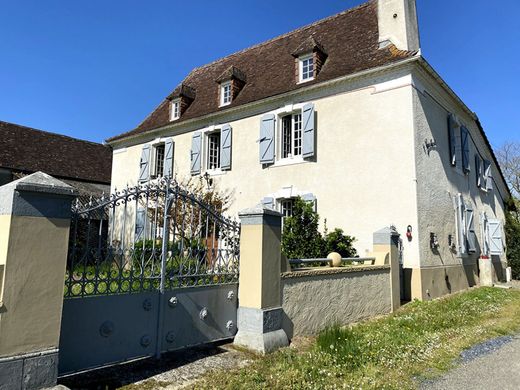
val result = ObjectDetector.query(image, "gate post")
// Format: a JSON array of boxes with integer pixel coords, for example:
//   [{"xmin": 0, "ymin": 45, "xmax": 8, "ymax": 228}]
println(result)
[
  {"xmin": 234, "ymin": 206, "xmax": 289, "ymax": 354},
  {"xmin": 373, "ymin": 226, "xmax": 401, "ymax": 312},
  {"xmin": 0, "ymin": 172, "xmax": 75, "ymax": 389}
]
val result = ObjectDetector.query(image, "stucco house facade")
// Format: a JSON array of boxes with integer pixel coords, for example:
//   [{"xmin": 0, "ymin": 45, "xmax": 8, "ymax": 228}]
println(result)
[{"xmin": 106, "ymin": 0, "xmax": 510, "ymax": 300}]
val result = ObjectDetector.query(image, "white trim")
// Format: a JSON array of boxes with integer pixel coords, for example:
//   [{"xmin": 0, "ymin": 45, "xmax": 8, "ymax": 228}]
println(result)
[
  {"xmin": 298, "ymin": 54, "xmax": 314, "ymax": 83},
  {"xmin": 170, "ymin": 99, "xmax": 181, "ymax": 121}
]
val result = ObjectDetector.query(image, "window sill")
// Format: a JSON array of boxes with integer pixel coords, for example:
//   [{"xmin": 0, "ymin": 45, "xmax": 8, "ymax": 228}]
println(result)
[
  {"xmin": 271, "ymin": 157, "xmax": 308, "ymax": 168},
  {"xmin": 297, "ymin": 78, "xmax": 314, "ymax": 85},
  {"xmin": 205, "ymin": 168, "xmax": 227, "ymax": 176}
]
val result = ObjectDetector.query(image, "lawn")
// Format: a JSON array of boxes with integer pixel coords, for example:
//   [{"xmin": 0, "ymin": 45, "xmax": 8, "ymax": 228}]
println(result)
[{"xmin": 190, "ymin": 287, "xmax": 520, "ymax": 389}]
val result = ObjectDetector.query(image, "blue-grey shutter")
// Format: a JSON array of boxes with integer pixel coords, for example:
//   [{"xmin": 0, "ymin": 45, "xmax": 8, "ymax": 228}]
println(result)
[
  {"xmin": 301, "ymin": 193, "xmax": 316, "ymax": 211},
  {"xmin": 220, "ymin": 124, "xmax": 232, "ymax": 170},
  {"xmin": 456, "ymin": 194, "xmax": 466, "ymax": 255},
  {"xmin": 261, "ymin": 197, "xmax": 275, "ymax": 210},
  {"xmin": 448, "ymin": 114, "xmax": 457, "ymax": 166},
  {"xmin": 190, "ymin": 132, "xmax": 202, "ymax": 175},
  {"xmin": 461, "ymin": 126, "xmax": 470, "ymax": 173},
  {"xmin": 484, "ymin": 160, "xmax": 493, "ymax": 191},
  {"xmin": 475, "ymin": 155, "xmax": 482, "ymax": 188},
  {"xmin": 163, "ymin": 138, "xmax": 174, "ymax": 178},
  {"xmin": 139, "ymin": 145, "xmax": 151, "ymax": 182},
  {"xmin": 259, "ymin": 114, "xmax": 275, "ymax": 164},
  {"xmin": 466, "ymin": 208, "xmax": 476, "ymax": 254},
  {"xmin": 302, "ymin": 103, "xmax": 315, "ymax": 158},
  {"xmin": 135, "ymin": 208, "xmax": 145, "ymax": 241},
  {"xmin": 488, "ymin": 219, "xmax": 503, "ymax": 255}
]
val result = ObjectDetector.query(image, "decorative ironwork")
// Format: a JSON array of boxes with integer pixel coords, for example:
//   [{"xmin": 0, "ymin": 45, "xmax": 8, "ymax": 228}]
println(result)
[{"xmin": 65, "ymin": 177, "xmax": 240, "ymax": 298}]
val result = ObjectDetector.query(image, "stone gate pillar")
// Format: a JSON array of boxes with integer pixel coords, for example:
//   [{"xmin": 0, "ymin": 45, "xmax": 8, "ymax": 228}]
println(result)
[
  {"xmin": 234, "ymin": 206, "xmax": 289, "ymax": 354},
  {"xmin": 373, "ymin": 226, "xmax": 401, "ymax": 311},
  {"xmin": 0, "ymin": 172, "xmax": 75, "ymax": 389}
]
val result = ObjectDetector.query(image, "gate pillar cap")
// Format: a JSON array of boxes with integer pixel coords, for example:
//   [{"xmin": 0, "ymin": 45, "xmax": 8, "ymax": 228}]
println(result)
[
  {"xmin": 239, "ymin": 206, "xmax": 282, "ymax": 227},
  {"xmin": 1, "ymin": 171, "xmax": 76, "ymax": 197},
  {"xmin": 239, "ymin": 205, "xmax": 282, "ymax": 218}
]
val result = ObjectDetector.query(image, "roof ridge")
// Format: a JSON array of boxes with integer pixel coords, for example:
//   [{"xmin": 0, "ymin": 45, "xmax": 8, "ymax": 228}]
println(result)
[
  {"xmin": 0, "ymin": 120, "xmax": 107, "ymax": 148},
  {"xmin": 187, "ymin": 1, "xmax": 372, "ymax": 75}
]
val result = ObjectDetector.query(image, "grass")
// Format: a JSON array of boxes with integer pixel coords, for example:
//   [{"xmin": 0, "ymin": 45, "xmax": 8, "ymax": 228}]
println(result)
[{"xmin": 188, "ymin": 287, "xmax": 520, "ymax": 389}]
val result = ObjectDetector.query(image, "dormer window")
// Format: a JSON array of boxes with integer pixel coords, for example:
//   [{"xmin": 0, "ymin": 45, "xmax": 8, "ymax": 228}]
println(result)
[
  {"xmin": 170, "ymin": 99, "xmax": 181, "ymax": 121},
  {"xmin": 220, "ymin": 81, "xmax": 232, "ymax": 106},
  {"xmin": 299, "ymin": 55, "xmax": 314, "ymax": 83}
]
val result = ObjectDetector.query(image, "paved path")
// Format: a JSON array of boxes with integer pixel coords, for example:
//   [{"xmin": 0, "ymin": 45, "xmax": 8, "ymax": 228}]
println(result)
[{"xmin": 422, "ymin": 335, "xmax": 520, "ymax": 390}]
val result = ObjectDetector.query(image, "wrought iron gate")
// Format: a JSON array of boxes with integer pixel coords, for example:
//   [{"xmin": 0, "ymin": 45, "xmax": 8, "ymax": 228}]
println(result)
[{"xmin": 58, "ymin": 179, "xmax": 240, "ymax": 375}]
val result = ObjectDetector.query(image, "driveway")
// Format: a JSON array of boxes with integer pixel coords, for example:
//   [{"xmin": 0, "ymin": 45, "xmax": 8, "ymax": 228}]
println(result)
[{"xmin": 422, "ymin": 335, "xmax": 520, "ymax": 390}]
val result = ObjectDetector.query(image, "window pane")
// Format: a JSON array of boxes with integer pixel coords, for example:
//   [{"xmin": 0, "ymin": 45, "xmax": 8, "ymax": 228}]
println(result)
[
  {"xmin": 293, "ymin": 113, "xmax": 302, "ymax": 156},
  {"xmin": 282, "ymin": 115, "xmax": 292, "ymax": 158},
  {"xmin": 155, "ymin": 144, "xmax": 165, "ymax": 177},
  {"xmin": 207, "ymin": 132, "xmax": 221, "ymax": 169},
  {"xmin": 281, "ymin": 198, "xmax": 295, "ymax": 218}
]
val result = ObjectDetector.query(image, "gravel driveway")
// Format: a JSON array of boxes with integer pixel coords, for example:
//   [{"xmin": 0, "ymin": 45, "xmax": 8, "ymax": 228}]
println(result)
[{"xmin": 422, "ymin": 335, "xmax": 520, "ymax": 390}]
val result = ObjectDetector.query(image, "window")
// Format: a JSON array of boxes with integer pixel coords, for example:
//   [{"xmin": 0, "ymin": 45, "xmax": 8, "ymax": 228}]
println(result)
[
  {"xmin": 220, "ymin": 82, "xmax": 232, "ymax": 106},
  {"xmin": 281, "ymin": 113, "xmax": 302, "ymax": 159},
  {"xmin": 170, "ymin": 99, "xmax": 180, "ymax": 121},
  {"xmin": 280, "ymin": 198, "xmax": 296, "ymax": 218},
  {"xmin": 207, "ymin": 132, "xmax": 221, "ymax": 170},
  {"xmin": 154, "ymin": 144, "xmax": 165, "ymax": 177},
  {"xmin": 299, "ymin": 55, "xmax": 314, "ymax": 82}
]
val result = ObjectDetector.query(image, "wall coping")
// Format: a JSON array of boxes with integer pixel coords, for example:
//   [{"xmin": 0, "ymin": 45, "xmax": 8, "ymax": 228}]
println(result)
[{"xmin": 281, "ymin": 265, "xmax": 390, "ymax": 279}]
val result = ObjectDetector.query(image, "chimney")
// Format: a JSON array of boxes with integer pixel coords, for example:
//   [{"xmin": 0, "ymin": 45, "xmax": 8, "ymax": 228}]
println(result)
[{"xmin": 377, "ymin": 0, "xmax": 420, "ymax": 52}]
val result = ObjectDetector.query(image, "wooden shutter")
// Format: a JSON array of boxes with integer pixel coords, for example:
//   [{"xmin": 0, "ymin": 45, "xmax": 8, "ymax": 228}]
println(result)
[
  {"xmin": 448, "ymin": 114, "xmax": 457, "ymax": 166},
  {"xmin": 190, "ymin": 132, "xmax": 202, "ymax": 175},
  {"xmin": 220, "ymin": 124, "xmax": 232, "ymax": 170},
  {"xmin": 163, "ymin": 138, "xmax": 174, "ymax": 178},
  {"xmin": 139, "ymin": 145, "xmax": 151, "ymax": 182},
  {"xmin": 259, "ymin": 114, "xmax": 275, "ymax": 164},
  {"xmin": 461, "ymin": 126, "xmax": 470, "ymax": 173},
  {"xmin": 466, "ymin": 208, "xmax": 476, "ymax": 254},
  {"xmin": 484, "ymin": 160, "xmax": 493, "ymax": 191},
  {"xmin": 487, "ymin": 219, "xmax": 503, "ymax": 255},
  {"xmin": 302, "ymin": 103, "xmax": 315, "ymax": 158},
  {"xmin": 456, "ymin": 194, "xmax": 466, "ymax": 255},
  {"xmin": 261, "ymin": 197, "xmax": 275, "ymax": 210},
  {"xmin": 135, "ymin": 208, "xmax": 146, "ymax": 241},
  {"xmin": 475, "ymin": 155, "xmax": 482, "ymax": 188}
]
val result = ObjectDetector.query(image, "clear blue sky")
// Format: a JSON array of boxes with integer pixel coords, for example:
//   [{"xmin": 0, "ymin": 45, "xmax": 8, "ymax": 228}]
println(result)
[{"xmin": 1, "ymin": 1, "xmax": 518, "ymax": 147}]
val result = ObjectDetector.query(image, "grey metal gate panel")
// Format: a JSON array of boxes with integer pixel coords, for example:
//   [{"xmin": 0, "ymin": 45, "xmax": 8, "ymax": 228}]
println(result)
[
  {"xmin": 161, "ymin": 284, "xmax": 238, "ymax": 352},
  {"xmin": 58, "ymin": 292, "xmax": 159, "ymax": 375}
]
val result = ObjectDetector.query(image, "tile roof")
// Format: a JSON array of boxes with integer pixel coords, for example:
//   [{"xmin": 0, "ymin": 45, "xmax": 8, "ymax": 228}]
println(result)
[
  {"xmin": 0, "ymin": 121, "xmax": 112, "ymax": 184},
  {"xmin": 108, "ymin": 0, "xmax": 416, "ymax": 143}
]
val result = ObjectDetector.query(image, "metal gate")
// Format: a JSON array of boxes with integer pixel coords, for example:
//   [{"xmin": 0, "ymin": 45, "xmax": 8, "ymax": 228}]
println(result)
[{"xmin": 58, "ymin": 178, "xmax": 240, "ymax": 375}]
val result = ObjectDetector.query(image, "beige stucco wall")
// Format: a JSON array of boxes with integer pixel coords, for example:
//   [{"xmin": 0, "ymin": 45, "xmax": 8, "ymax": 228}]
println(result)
[
  {"xmin": 281, "ymin": 266, "xmax": 392, "ymax": 338},
  {"xmin": 411, "ymin": 68, "xmax": 508, "ymax": 299},
  {"xmin": 0, "ymin": 215, "xmax": 69, "ymax": 357},
  {"xmin": 110, "ymin": 67, "xmax": 421, "ymax": 267}
]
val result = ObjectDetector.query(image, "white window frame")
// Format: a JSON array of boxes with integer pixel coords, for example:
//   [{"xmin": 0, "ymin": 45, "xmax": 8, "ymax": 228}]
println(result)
[
  {"xmin": 298, "ymin": 54, "xmax": 314, "ymax": 83},
  {"xmin": 152, "ymin": 143, "xmax": 165, "ymax": 178},
  {"xmin": 199, "ymin": 125, "xmax": 227, "ymax": 176},
  {"xmin": 206, "ymin": 130, "xmax": 221, "ymax": 171},
  {"xmin": 279, "ymin": 112, "xmax": 303, "ymax": 160},
  {"xmin": 220, "ymin": 81, "xmax": 232, "ymax": 106},
  {"xmin": 279, "ymin": 198, "xmax": 296, "ymax": 218},
  {"xmin": 170, "ymin": 99, "xmax": 181, "ymax": 121}
]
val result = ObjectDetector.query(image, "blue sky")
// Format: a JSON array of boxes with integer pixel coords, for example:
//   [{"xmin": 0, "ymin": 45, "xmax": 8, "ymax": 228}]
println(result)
[{"xmin": 0, "ymin": 1, "xmax": 518, "ymax": 147}]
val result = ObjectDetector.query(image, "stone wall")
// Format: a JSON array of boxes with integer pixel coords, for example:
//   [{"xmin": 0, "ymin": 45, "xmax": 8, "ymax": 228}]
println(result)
[{"xmin": 281, "ymin": 266, "xmax": 392, "ymax": 338}]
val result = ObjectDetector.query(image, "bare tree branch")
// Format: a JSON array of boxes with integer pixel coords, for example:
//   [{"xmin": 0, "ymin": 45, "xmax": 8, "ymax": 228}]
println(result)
[{"xmin": 497, "ymin": 141, "xmax": 520, "ymax": 198}]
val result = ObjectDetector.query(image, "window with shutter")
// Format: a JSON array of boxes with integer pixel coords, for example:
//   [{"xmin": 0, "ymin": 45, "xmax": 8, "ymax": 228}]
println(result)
[
  {"xmin": 220, "ymin": 125, "xmax": 232, "ymax": 170},
  {"xmin": 302, "ymin": 103, "xmax": 315, "ymax": 158},
  {"xmin": 163, "ymin": 138, "xmax": 174, "ymax": 178},
  {"xmin": 487, "ymin": 219, "xmax": 503, "ymax": 255},
  {"xmin": 259, "ymin": 114, "xmax": 275, "ymax": 164},
  {"xmin": 456, "ymin": 194, "xmax": 467, "ymax": 255},
  {"xmin": 475, "ymin": 154, "xmax": 483, "ymax": 188},
  {"xmin": 190, "ymin": 132, "xmax": 202, "ymax": 175},
  {"xmin": 139, "ymin": 145, "xmax": 151, "ymax": 182},
  {"xmin": 484, "ymin": 160, "xmax": 493, "ymax": 191},
  {"xmin": 448, "ymin": 114, "xmax": 458, "ymax": 166},
  {"xmin": 466, "ymin": 208, "xmax": 476, "ymax": 254},
  {"xmin": 461, "ymin": 126, "xmax": 470, "ymax": 173}
]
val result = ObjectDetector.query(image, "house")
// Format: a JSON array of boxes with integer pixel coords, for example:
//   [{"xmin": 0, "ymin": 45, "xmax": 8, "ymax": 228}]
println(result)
[
  {"xmin": 106, "ymin": 0, "xmax": 510, "ymax": 301},
  {"xmin": 0, "ymin": 120, "xmax": 112, "ymax": 203}
]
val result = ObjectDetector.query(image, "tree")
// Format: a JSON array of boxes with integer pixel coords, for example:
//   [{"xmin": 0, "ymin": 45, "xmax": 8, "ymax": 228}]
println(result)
[
  {"xmin": 505, "ymin": 199, "xmax": 520, "ymax": 279},
  {"xmin": 497, "ymin": 141, "xmax": 520, "ymax": 198}
]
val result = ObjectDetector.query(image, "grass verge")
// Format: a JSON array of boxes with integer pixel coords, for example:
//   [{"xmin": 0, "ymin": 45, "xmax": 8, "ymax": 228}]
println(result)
[{"xmin": 190, "ymin": 287, "xmax": 520, "ymax": 389}]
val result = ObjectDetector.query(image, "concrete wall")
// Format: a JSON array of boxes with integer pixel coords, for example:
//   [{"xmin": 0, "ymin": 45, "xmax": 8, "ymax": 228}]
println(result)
[
  {"xmin": 110, "ymin": 66, "xmax": 421, "ymax": 267},
  {"xmin": 281, "ymin": 266, "xmax": 392, "ymax": 338},
  {"xmin": 410, "ymin": 68, "xmax": 508, "ymax": 299}
]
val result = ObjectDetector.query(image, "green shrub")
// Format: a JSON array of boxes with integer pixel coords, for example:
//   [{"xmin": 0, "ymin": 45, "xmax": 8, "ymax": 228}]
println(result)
[
  {"xmin": 505, "ymin": 198, "xmax": 520, "ymax": 279},
  {"xmin": 281, "ymin": 197, "xmax": 356, "ymax": 259}
]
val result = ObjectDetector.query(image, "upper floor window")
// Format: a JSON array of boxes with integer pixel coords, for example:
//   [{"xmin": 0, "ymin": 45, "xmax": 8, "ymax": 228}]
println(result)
[
  {"xmin": 170, "ymin": 99, "xmax": 180, "ymax": 121},
  {"xmin": 207, "ymin": 131, "xmax": 221, "ymax": 170},
  {"xmin": 154, "ymin": 144, "xmax": 165, "ymax": 177},
  {"xmin": 281, "ymin": 113, "xmax": 302, "ymax": 159},
  {"xmin": 299, "ymin": 54, "xmax": 314, "ymax": 83},
  {"xmin": 220, "ymin": 81, "xmax": 232, "ymax": 106}
]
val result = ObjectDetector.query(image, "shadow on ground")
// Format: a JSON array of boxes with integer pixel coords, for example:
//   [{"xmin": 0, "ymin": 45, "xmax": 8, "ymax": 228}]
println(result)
[{"xmin": 59, "ymin": 342, "xmax": 231, "ymax": 390}]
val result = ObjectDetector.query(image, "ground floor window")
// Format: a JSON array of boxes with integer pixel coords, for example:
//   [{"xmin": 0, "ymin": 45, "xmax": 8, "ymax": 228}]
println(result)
[
  {"xmin": 154, "ymin": 144, "xmax": 165, "ymax": 177},
  {"xmin": 281, "ymin": 113, "xmax": 302, "ymax": 159},
  {"xmin": 280, "ymin": 198, "xmax": 296, "ymax": 218},
  {"xmin": 207, "ymin": 132, "xmax": 221, "ymax": 170}
]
